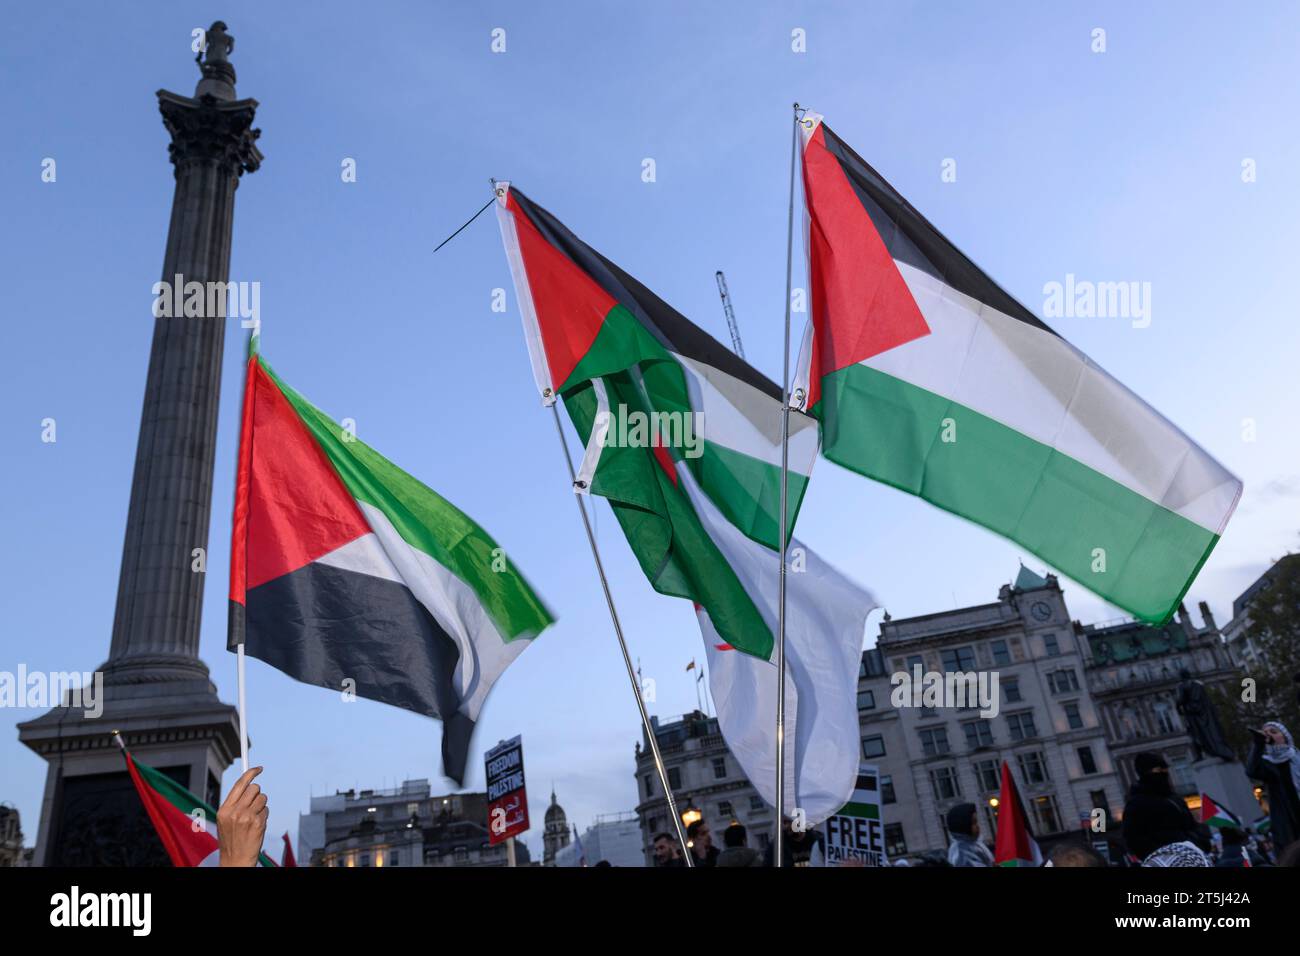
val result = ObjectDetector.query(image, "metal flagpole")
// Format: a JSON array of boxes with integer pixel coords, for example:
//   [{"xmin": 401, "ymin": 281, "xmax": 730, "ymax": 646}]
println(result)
[
  {"xmin": 548, "ymin": 403, "xmax": 695, "ymax": 867},
  {"xmin": 237, "ymin": 644, "xmax": 249, "ymax": 772},
  {"xmin": 775, "ymin": 101, "xmax": 801, "ymax": 868}
]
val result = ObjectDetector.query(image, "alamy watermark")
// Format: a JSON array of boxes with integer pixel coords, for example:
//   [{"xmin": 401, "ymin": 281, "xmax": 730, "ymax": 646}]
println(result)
[
  {"xmin": 152, "ymin": 274, "xmax": 260, "ymax": 324},
  {"xmin": 595, "ymin": 403, "xmax": 704, "ymax": 459},
  {"xmin": 890, "ymin": 665, "xmax": 1000, "ymax": 718},
  {"xmin": 0, "ymin": 666, "xmax": 104, "ymax": 718},
  {"xmin": 1042, "ymin": 274, "xmax": 1151, "ymax": 328}
]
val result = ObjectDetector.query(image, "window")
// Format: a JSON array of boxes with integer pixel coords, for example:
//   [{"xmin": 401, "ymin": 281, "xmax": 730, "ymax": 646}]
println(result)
[
  {"xmin": 1007, "ymin": 711, "xmax": 1038, "ymax": 741},
  {"xmin": 1047, "ymin": 668, "xmax": 1079, "ymax": 693},
  {"xmin": 1017, "ymin": 751, "xmax": 1050, "ymax": 785},
  {"xmin": 1063, "ymin": 701, "xmax": 1084, "ymax": 730},
  {"xmin": 390, "ymin": 851, "xmax": 400, "ymax": 866},
  {"xmin": 919, "ymin": 727, "xmax": 950, "ymax": 757},
  {"xmin": 644, "ymin": 774, "xmax": 654, "ymax": 797},
  {"xmin": 962, "ymin": 719, "xmax": 994, "ymax": 750},
  {"xmin": 667, "ymin": 767, "xmax": 682, "ymax": 790},
  {"xmin": 718, "ymin": 800, "xmax": 734, "ymax": 820},
  {"xmin": 862, "ymin": 735, "xmax": 886, "ymax": 759},
  {"xmin": 859, "ymin": 658, "xmax": 868, "ymax": 678},
  {"xmin": 749, "ymin": 795, "xmax": 766, "ymax": 813},
  {"xmin": 712, "ymin": 757, "xmax": 727, "ymax": 779},
  {"xmin": 360, "ymin": 853, "xmax": 371, "ymax": 868},
  {"xmin": 905, "ymin": 654, "xmax": 923, "ymax": 672},
  {"xmin": 990, "ymin": 639, "xmax": 1011, "ymax": 666},
  {"xmin": 454, "ymin": 847, "xmax": 469, "ymax": 863},
  {"xmin": 884, "ymin": 823, "xmax": 908, "ymax": 857},
  {"xmin": 880, "ymin": 775, "xmax": 897, "ymax": 804},
  {"xmin": 941, "ymin": 646, "xmax": 976, "ymax": 672},
  {"xmin": 1033, "ymin": 795, "xmax": 1061, "ymax": 833},
  {"xmin": 1154, "ymin": 701, "xmax": 1178, "ymax": 735},
  {"xmin": 1043, "ymin": 633, "xmax": 1060, "ymax": 657},
  {"xmin": 1078, "ymin": 745, "xmax": 1098, "ymax": 775},
  {"xmin": 930, "ymin": 767, "xmax": 961, "ymax": 801},
  {"xmin": 857, "ymin": 689, "xmax": 876, "ymax": 711},
  {"xmin": 974, "ymin": 759, "xmax": 1001, "ymax": 792},
  {"xmin": 1003, "ymin": 678, "xmax": 1022, "ymax": 703}
]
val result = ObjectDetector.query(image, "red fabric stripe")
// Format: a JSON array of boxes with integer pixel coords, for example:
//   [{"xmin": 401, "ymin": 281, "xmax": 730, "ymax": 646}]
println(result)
[
  {"xmin": 123, "ymin": 751, "xmax": 218, "ymax": 867},
  {"xmin": 244, "ymin": 360, "xmax": 371, "ymax": 589},
  {"xmin": 802, "ymin": 124, "xmax": 930, "ymax": 409},
  {"xmin": 993, "ymin": 761, "xmax": 1037, "ymax": 864},
  {"xmin": 281, "ymin": 832, "xmax": 297, "ymax": 867},
  {"xmin": 507, "ymin": 192, "xmax": 617, "ymax": 392},
  {"xmin": 229, "ymin": 356, "xmax": 258, "ymax": 606}
]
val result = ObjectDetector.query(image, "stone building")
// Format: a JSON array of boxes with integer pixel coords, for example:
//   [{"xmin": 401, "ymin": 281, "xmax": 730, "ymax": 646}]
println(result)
[
  {"xmin": 633, "ymin": 711, "xmax": 775, "ymax": 864},
  {"xmin": 301, "ymin": 779, "xmax": 527, "ymax": 867},
  {"xmin": 0, "ymin": 804, "xmax": 24, "ymax": 867},
  {"xmin": 542, "ymin": 789, "xmax": 570, "ymax": 866},
  {"xmin": 1221, "ymin": 554, "xmax": 1299, "ymax": 670},
  {"xmin": 856, "ymin": 568, "xmax": 1124, "ymax": 858}
]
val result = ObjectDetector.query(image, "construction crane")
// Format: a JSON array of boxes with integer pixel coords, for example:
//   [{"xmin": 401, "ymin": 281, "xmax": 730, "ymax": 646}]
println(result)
[{"xmin": 714, "ymin": 270, "xmax": 745, "ymax": 359}]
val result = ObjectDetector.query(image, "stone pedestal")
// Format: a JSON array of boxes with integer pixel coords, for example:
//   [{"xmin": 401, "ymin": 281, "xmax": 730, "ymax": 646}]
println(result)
[{"xmin": 1192, "ymin": 758, "xmax": 1262, "ymax": 828}]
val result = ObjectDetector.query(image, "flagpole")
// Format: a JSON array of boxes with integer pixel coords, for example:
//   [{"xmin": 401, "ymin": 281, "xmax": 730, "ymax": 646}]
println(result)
[
  {"xmin": 233, "ymin": 319, "xmax": 259, "ymax": 775},
  {"xmin": 775, "ymin": 101, "xmax": 801, "ymax": 868},
  {"xmin": 548, "ymin": 403, "xmax": 695, "ymax": 867}
]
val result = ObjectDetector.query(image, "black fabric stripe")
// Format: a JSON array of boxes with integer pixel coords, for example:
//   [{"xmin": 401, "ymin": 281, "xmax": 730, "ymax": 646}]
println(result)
[
  {"xmin": 244, "ymin": 562, "xmax": 475, "ymax": 784},
  {"xmin": 818, "ymin": 123, "xmax": 1058, "ymax": 336},
  {"xmin": 510, "ymin": 187, "xmax": 785, "ymax": 401}
]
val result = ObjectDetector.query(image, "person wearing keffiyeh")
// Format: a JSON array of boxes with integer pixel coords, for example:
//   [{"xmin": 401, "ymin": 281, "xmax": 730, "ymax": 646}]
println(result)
[{"xmin": 1246, "ymin": 720, "xmax": 1300, "ymax": 854}]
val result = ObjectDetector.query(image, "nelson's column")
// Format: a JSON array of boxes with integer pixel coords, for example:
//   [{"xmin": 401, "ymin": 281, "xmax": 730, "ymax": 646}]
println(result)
[{"xmin": 17, "ymin": 22, "xmax": 261, "ymax": 865}]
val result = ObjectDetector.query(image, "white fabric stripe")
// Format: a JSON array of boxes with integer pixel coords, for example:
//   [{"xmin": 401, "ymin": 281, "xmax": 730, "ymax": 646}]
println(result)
[
  {"xmin": 676, "ymin": 460, "xmax": 875, "ymax": 824},
  {"xmin": 864, "ymin": 260, "xmax": 1240, "ymax": 533},
  {"xmin": 572, "ymin": 378, "xmax": 610, "ymax": 495},
  {"xmin": 675, "ymin": 353, "xmax": 819, "ymax": 476},
  {"xmin": 496, "ymin": 183, "xmax": 556, "ymax": 405},
  {"xmin": 313, "ymin": 513, "xmax": 531, "ymax": 723}
]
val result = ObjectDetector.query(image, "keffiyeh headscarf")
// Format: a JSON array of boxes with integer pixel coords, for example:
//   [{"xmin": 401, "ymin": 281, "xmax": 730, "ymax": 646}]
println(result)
[
  {"xmin": 1142, "ymin": 841, "xmax": 1210, "ymax": 867},
  {"xmin": 1262, "ymin": 721, "xmax": 1300, "ymax": 796}
]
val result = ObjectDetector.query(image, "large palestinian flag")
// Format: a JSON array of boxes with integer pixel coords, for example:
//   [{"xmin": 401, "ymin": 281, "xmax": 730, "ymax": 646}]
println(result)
[
  {"xmin": 993, "ymin": 761, "xmax": 1043, "ymax": 866},
  {"xmin": 117, "ymin": 738, "xmax": 275, "ymax": 867},
  {"xmin": 496, "ymin": 182, "xmax": 828, "ymax": 661},
  {"xmin": 228, "ymin": 350, "xmax": 554, "ymax": 783},
  {"xmin": 793, "ymin": 112, "xmax": 1242, "ymax": 624}
]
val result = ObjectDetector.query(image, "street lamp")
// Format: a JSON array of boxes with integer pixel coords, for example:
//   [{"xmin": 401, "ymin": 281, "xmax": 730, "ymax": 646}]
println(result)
[{"xmin": 680, "ymin": 802, "xmax": 701, "ymax": 847}]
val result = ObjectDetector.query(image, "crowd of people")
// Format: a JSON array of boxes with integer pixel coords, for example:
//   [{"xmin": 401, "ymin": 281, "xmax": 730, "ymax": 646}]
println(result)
[{"xmin": 214, "ymin": 718, "xmax": 1300, "ymax": 869}]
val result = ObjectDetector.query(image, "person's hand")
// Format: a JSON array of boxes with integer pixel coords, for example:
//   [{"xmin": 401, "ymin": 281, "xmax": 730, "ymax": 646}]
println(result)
[{"xmin": 217, "ymin": 766, "xmax": 267, "ymax": 867}]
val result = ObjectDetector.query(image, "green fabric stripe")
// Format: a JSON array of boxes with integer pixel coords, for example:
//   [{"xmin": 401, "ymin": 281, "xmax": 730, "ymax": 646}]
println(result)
[
  {"xmin": 817, "ymin": 363, "xmax": 1219, "ymax": 624},
  {"xmin": 838, "ymin": 801, "xmax": 880, "ymax": 819},
  {"xmin": 567, "ymin": 304, "xmax": 805, "ymax": 549},
  {"xmin": 260, "ymin": 360, "xmax": 554, "ymax": 643},
  {"xmin": 566, "ymin": 375, "xmax": 774, "ymax": 659}
]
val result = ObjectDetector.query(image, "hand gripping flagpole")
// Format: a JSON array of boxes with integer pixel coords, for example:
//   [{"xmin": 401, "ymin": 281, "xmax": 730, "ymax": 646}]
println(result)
[
  {"xmin": 547, "ymin": 403, "xmax": 695, "ymax": 867},
  {"xmin": 775, "ymin": 102, "xmax": 802, "ymax": 868}
]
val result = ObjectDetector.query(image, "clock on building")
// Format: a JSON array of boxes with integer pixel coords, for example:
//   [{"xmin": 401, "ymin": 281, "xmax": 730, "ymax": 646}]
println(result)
[{"xmin": 1031, "ymin": 601, "xmax": 1052, "ymax": 621}]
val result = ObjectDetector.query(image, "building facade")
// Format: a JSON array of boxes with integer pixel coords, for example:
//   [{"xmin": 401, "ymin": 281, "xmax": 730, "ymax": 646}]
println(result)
[
  {"xmin": 0, "ymin": 804, "xmax": 24, "ymax": 867},
  {"xmin": 857, "ymin": 569, "xmax": 1124, "ymax": 859},
  {"xmin": 1221, "ymin": 554, "xmax": 1298, "ymax": 670},
  {"xmin": 554, "ymin": 811, "xmax": 644, "ymax": 867},
  {"xmin": 633, "ymin": 712, "xmax": 776, "ymax": 864},
  {"xmin": 300, "ymin": 779, "xmax": 528, "ymax": 867},
  {"xmin": 542, "ymin": 790, "xmax": 570, "ymax": 866}
]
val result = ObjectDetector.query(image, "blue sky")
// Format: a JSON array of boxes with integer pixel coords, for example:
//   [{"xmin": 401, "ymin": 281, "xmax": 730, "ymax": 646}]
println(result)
[{"xmin": 3, "ymin": 1, "xmax": 1298, "ymax": 860}]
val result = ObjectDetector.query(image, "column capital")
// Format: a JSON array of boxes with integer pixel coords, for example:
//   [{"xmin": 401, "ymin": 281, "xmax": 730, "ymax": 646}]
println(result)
[{"xmin": 157, "ymin": 90, "xmax": 263, "ymax": 179}]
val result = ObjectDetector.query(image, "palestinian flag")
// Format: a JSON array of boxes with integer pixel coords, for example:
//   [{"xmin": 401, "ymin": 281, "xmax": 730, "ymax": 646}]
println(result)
[
  {"xmin": 793, "ymin": 111, "xmax": 1242, "ymax": 624},
  {"xmin": 994, "ymin": 761, "xmax": 1043, "ymax": 866},
  {"xmin": 495, "ymin": 182, "xmax": 825, "ymax": 661},
  {"xmin": 228, "ymin": 350, "xmax": 554, "ymax": 784},
  {"xmin": 117, "ymin": 738, "xmax": 274, "ymax": 867},
  {"xmin": 281, "ymin": 832, "xmax": 297, "ymax": 867},
  {"xmin": 496, "ymin": 183, "xmax": 875, "ymax": 819},
  {"xmin": 1200, "ymin": 793, "xmax": 1242, "ymax": 829}
]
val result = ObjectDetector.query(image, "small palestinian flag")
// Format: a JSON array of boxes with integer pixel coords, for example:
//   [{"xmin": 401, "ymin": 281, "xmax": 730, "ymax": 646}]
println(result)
[
  {"xmin": 495, "ymin": 182, "xmax": 826, "ymax": 661},
  {"xmin": 116, "ymin": 736, "xmax": 274, "ymax": 867},
  {"xmin": 994, "ymin": 761, "xmax": 1042, "ymax": 866},
  {"xmin": 229, "ymin": 351, "xmax": 554, "ymax": 784},
  {"xmin": 1200, "ymin": 793, "xmax": 1242, "ymax": 829},
  {"xmin": 281, "ymin": 832, "xmax": 297, "ymax": 867},
  {"xmin": 793, "ymin": 111, "xmax": 1242, "ymax": 624}
]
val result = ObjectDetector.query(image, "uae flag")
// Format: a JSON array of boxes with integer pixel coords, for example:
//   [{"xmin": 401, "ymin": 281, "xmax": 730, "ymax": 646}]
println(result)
[
  {"xmin": 793, "ymin": 112, "xmax": 1242, "ymax": 624},
  {"xmin": 1200, "ymin": 793, "xmax": 1242, "ymax": 829},
  {"xmin": 496, "ymin": 184, "xmax": 874, "ymax": 817},
  {"xmin": 229, "ymin": 351, "xmax": 554, "ymax": 784},
  {"xmin": 994, "ymin": 761, "xmax": 1043, "ymax": 866},
  {"xmin": 117, "ymin": 738, "xmax": 275, "ymax": 867}
]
